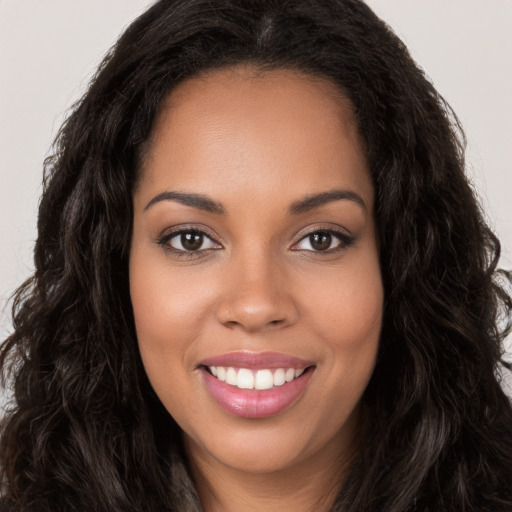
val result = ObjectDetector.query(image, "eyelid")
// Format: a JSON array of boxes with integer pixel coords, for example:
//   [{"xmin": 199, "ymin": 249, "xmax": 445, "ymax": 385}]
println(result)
[
  {"xmin": 156, "ymin": 224, "xmax": 223, "ymax": 254},
  {"xmin": 290, "ymin": 225, "xmax": 355, "ymax": 252},
  {"xmin": 155, "ymin": 223, "xmax": 354, "ymax": 256}
]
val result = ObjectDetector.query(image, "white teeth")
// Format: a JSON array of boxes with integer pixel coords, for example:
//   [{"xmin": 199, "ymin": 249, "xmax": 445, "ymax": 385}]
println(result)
[
  {"xmin": 207, "ymin": 366, "xmax": 308, "ymax": 390},
  {"xmin": 255, "ymin": 369, "xmax": 274, "ymax": 390},
  {"xmin": 237, "ymin": 368, "xmax": 255, "ymax": 389},
  {"xmin": 273, "ymin": 368, "xmax": 286, "ymax": 386},
  {"xmin": 226, "ymin": 367, "xmax": 237, "ymax": 386},
  {"xmin": 217, "ymin": 367, "xmax": 226, "ymax": 382}
]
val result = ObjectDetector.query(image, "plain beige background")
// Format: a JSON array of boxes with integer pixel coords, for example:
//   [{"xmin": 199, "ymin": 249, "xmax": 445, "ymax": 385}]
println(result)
[{"xmin": 1, "ymin": 0, "xmax": 511, "ymax": 405}]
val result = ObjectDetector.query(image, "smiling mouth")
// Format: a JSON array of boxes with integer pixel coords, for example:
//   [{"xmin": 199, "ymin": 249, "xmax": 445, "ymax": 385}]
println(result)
[
  {"xmin": 203, "ymin": 365, "xmax": 311, "ymax": 390},
  {"xmin": 199, "ymin": 351, "xmax": 316, "ymax": 418}
]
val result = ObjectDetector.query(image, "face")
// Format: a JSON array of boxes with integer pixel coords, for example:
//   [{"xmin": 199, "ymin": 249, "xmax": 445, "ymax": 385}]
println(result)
[{"xmin": 130, "ymin": 67, "xmax": 383, "ymax": 477}]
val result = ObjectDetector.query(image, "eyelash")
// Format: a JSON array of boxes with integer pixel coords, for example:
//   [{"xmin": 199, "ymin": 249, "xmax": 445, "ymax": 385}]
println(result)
[
  {"xmin": 156, "ymin": 227, "xmax": 222, "ymax": 258},
  {"xmin": 291, "ymin": 227, "xmax": 355, "ymax": 254},
  {"xmin": 156, "ymin": 226, "xmax": 355, "ymax": 258}
]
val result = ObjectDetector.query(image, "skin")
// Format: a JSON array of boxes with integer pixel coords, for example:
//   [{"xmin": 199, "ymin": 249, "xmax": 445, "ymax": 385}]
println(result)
[{"xmin": 130, "ymin": 66, "xmax": 383, "ymax": 512}]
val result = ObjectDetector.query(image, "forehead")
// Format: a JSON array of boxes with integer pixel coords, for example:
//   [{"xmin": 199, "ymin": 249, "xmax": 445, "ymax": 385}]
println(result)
[{"xmin": 136, "ymin": 66, "xmax": 373, "ymax": 211}]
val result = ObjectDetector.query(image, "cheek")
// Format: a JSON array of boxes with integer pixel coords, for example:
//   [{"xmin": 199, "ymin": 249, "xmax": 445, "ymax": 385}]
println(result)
[
  {"xmin": 332, "ymin": 280, "xmax": 382, "ymax": 346},
  {"xmin": 306, "ymin": 255, "xmax": 383, "ymax": 345},
  {"xmin": 303, "ymin": 249, "xmax": 383, "ymax": 398},
  {"xmin": 128, "ymin": 248, "xmax": 196, "ymax": 394},
  {"xmin": 128, "ymin": 255, "xmax": 207, "ymax": 417},
  {"xmin": 129, "ymin": 253, "xmax": 215, "ymax": 350},
  {"xmin": 129, "ymin": 248, "xmax": 227, "ymax": 417}
]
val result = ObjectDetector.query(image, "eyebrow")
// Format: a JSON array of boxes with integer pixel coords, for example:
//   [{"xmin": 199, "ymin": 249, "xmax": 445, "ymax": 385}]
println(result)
[
  {"xmin": 289, "ymin": 189, "xmax": 366, "ymax": 215},
  {"xmin": 143, "ymin": 188, "xmax": 366, "ymax": 215},
  {"xmin": 144, "ymin": 191, "xmax": 226, "ymax": 214}
]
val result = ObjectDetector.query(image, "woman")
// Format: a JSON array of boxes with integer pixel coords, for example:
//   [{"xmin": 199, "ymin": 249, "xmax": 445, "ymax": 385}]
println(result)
[{"xmin": 1, "ymin": 1, "xmax": 511, "ymax": 510}]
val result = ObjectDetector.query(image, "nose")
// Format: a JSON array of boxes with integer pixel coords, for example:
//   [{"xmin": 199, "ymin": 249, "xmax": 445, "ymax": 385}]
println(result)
[{"xmin": 216, "ymin": 250, "xmax": 299, "ymax": 333}]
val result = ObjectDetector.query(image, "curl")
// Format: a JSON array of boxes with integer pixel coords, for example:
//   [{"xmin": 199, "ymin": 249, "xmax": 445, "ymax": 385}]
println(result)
[{"xmin": 1, "ymin": 1, "xmax": 511, "ymax": 510}]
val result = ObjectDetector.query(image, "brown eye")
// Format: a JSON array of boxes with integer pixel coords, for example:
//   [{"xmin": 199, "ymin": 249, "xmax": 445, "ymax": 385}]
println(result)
[
  {"xmin": 293, "ymin": 229, "xmax": 354, "ymax": 253},
  {"xmin": 161, "ymin": 229, "xmax": 221, "ymax": 253},
  {"xmin": 181, "ymin": 232, "xmax": 203, "ymax": 251},
  {"xmin": 309, "ymin": 232, "xmax": 332, "ymax": 251}
]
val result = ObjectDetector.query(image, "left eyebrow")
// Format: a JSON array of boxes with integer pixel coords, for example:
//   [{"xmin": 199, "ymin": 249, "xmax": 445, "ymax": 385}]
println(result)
[
  {"xmin": 289, "ymin": 189, "xmax": 367, "ymax": 215},
  {"xmin": 144, "ymin": 191, "xmax": 226, "ymax": 214}
]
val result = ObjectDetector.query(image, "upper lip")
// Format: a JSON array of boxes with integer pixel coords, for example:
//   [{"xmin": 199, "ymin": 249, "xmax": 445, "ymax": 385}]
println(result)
[{"xmin": 200, "ymin": 351, "xmax": 314, "ymax": 370}]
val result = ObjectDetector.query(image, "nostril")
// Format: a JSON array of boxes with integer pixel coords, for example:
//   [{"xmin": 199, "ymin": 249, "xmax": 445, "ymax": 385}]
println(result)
[
  {"xmin": 216, "ymin": 296, "xmax": 299, "ymax": 332},
  {"xmin": 220, "ymin": 317, "xmax": 286, "ymax": 332}
]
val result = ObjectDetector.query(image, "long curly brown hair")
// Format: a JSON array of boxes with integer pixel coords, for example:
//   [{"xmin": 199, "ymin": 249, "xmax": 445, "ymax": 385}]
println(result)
[{"xmin": 1, "ymin": 1, "xmax": 511, "ymax": 511}]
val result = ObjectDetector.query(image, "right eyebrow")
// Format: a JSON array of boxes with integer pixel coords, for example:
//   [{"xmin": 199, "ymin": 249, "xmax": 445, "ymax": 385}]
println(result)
[
  {"xmin": 144, "ymin": 191, "xmax": 226, "ymax": 214},
  {"xmin": 288, "ymin": 189, "xmax": 366, "ymax": 215}
]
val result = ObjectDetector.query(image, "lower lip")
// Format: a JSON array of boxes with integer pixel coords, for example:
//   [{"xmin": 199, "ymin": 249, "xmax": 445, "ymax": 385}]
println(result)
[{"xmin": 201, "ymin": 367, "xmax": 314, "ymax": 418}]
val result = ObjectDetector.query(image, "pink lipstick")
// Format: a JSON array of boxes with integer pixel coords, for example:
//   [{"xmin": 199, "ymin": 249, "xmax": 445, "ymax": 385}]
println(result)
[{"xmin": 199, "ymin": 351, "xmax": 315, "ymax": 418}]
